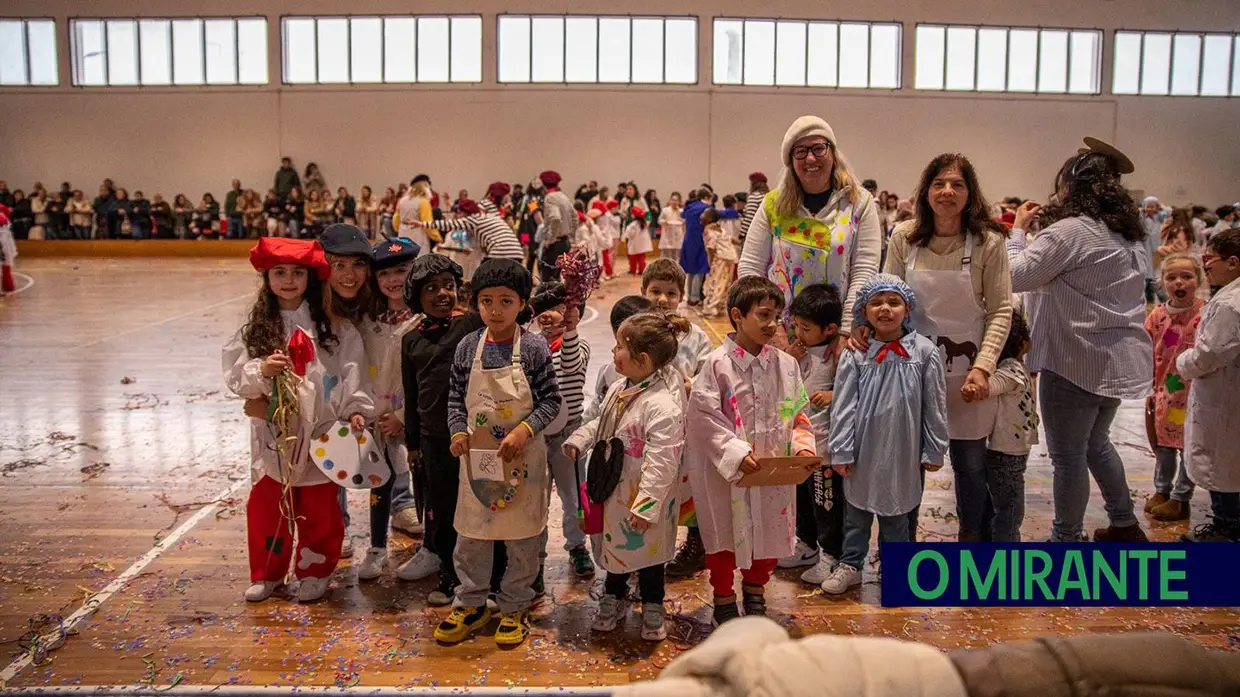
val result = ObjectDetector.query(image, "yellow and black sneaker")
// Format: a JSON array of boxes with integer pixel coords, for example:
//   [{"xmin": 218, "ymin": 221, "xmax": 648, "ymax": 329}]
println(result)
[
  {"xmin": 433, "ymin": 605, "xmax": 491, "ymax": 644},
  {"xmin": 494, "ymin": 609, "xmax": 531, "ymax": 646}
]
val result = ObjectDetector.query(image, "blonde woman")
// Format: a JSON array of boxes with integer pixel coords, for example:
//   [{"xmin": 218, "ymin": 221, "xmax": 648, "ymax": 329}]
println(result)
[
  {"xmin": 398, "ymin": 177, "xmax": 436, "ymax": 250},
  {"xmin": 356, "ymin": 185, "xmax": 379, "ymax": 239}
]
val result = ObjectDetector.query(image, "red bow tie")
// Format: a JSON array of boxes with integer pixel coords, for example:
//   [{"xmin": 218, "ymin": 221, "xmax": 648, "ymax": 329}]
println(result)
[{"xmin": 875, "ymin": 340, "xmax": 909, "ymax": 364}]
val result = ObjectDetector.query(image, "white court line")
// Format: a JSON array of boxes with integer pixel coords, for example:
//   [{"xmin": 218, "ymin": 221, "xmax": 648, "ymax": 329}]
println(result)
[
  {"xmin": 579, "ymin": 305, "xmax": 599, "ymax": 327},
  {"xmin": 72, "ymin": 292, "xmax": 252, "ymax": 350},
  {"xmin": 5, "ymin": 272, "xmax": 35, "ymax": 296},
  {"xmin": 0, "ymin": 478, "xmax": 247, "ymax": 687}
]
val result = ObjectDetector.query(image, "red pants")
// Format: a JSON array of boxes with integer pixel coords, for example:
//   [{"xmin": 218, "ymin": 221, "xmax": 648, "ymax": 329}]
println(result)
[
  {"xmin": 627, "ymin": 253, "xmax": 647, "ymax": 275},
  {"xmin": 601, "ymin": 249, "xmax": 613, "ymax": 277},
  {"xmin": 1, "ymin": 265, "xmax": 13, "ymax": 293},
  {"xmin": 247, "ymin": 476, "xmax": 343, "ymax": 583},
  {"xmin": 705, "ymin": 551, "xmax": 778, "ymax": 597}
]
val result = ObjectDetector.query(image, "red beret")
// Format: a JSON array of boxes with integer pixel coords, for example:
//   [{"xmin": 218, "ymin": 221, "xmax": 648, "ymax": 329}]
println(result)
[
  {"xmin": 487, "ymin": 181, "xmax": 511, "ymax": 200},
  {"xmin": 590, "ymin": 200, "xmax": 609, "ymax": 213},
  {"xmin": 0, "ymin": 204, "xmax": 9, "ymax": 226},
  {"xmin": 539, "ymin": 170, "xmax": 562, "ymax": 187},
  {"xmin": 249, "ymin": 238, "xmax": 330, "ymax": 279},
  {"xmin": 606, "ymin": 200, "xmax": 620, "ymax": 211},
  {"xmin": 749, "ymin": 171, "xmax": 767, "ymax": 183},
  {"xmin": 457, "ymin": 198, "xmax": 481, "ymax": 216},
  {"xmin": 630, "ymin": 206, "xmax": 646, "ymax": 219},
  {"xmin": 576, "ymin": 210, "xmax": 587, "ymax": 223}
]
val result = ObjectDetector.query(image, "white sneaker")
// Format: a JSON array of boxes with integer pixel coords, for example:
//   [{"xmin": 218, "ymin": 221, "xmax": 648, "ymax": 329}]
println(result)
[
  {"xmin": 341, "ymin": 536, "xmax": 355, "ymax": 558},
  {"xmin": 395, "ymin": 546, "xmax": 440, "ymax": 581},
  {"xmin": 777, "ymin": 540, "xmax": 820, "ymax": 568},
  {"xmin": 800, "ymin": 555, "xmax": 838, "ymax": 585},
  {"xmin": 640, "ymin": 603, "xmax": 667, "ymax": 641},
  {"xmin": 357, "ymin": 547, "xmax": 388, "ymax": 580},
  {"xmin": 591, "ymin": 595, "xmax": 624, "ymax": 632},
  {"xmin": 820, "ymin": 563, "xmax": 862, "ymax": 595},
  {"xmin": 244, "ymin": 581, "xmax": 279, "ymax": 602},
  {"xmin": 297, "ymin": 577, "xmax": 330, "ymax": 602},
  {"xmin": 391, "ymin": 508, "xmax": 425, "ymax": 535}
]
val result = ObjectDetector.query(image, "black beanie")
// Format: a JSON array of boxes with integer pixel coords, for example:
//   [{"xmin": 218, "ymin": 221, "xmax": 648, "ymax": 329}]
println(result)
[
  {"xmin": 403, "ymin": 253, "xmax": 463, "ymax": 313},
  {"xmin": 471, "ymin": 258, "xmax": 533, "ymax": 304}
]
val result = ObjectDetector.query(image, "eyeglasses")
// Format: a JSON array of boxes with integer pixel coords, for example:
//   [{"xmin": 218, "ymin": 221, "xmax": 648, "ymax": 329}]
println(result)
[{"xmin": 792, "ymin": 143, "xmax": 832, "ymax": 161}]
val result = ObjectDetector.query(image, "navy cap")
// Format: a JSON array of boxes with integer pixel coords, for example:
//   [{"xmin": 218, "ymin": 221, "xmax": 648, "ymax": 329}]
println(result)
[
  {"xmin": 372, "ymin": 237, "xmax": 421, "ymax": 270},
  {"xmin": 319, "ymin": 224, "xmax": 373, "ymax": 258}
]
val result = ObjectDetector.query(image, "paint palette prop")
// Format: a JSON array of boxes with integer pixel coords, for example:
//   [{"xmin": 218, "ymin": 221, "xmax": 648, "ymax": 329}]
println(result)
[
  {"xmin": 467, "ymin": 431, "xmax": 525, "ymax": 511},
  {"xmin": 310, "ymin": 421, "xmax": 389, "ymax": 490},
  {"xmin": 737, "ymin": 456, "xmax": 821, "ymax": 488}
]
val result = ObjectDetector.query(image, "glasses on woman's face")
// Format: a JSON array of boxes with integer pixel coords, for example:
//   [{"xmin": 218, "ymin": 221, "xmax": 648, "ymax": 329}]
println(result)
[{"xmin": 792, "ymin": 143, "xmax": 831, "ymax": 161}]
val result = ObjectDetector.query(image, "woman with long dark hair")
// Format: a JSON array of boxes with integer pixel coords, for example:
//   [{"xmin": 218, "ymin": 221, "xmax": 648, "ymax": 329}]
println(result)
[
  {"xmin": 864, "ymin": 153, "xmax": 1012, "ymax": 547},
  {"xmin": 1008, "ymin": 138, "xmax": 1152, "ymax": 543}
]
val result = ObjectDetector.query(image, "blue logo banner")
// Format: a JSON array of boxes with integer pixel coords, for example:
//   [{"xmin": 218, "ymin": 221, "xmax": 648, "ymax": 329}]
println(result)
[{"xmin": 880, "ymin": 543, "xmax": 1240, "ymax": 607}]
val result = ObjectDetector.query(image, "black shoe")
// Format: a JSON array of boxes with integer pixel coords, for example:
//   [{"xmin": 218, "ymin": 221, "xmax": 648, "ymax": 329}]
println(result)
[
  {"xmin": 712, "ymin": 596, "xmax": 741, "ymax": 626},
  {"xmin": 570, "ymin": 546, "xmax": 595, "ymax": 577},
  {"xmin": 1182, "ymin": 522, "xmax": 1240, "ymax": 543},
  {"xmin": 531, "ymin": 565, "xmax": 546, "ymax": 598},
  {"xmin": 741, "ymin": 585, "xmax": 766, "ymax": 616},
  {"xmin": 666, "ymin": 528, "xmax": 706, "ymax": 578}
]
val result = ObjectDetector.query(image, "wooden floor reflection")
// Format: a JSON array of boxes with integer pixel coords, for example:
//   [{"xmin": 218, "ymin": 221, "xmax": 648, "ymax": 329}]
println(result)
[{"xmin": 0, "ymin": 258, "xmax": 1235, "ymax": 688}]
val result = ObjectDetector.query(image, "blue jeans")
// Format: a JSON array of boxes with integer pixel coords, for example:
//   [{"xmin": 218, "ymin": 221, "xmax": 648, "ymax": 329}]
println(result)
[
  {"xmin": 1153, "ymin": 446, "xmax": 1195, "ymax": 501},
  {"xmin": 1039, "ymin": 370, "xmax": 1139, "ymax": 541},
  {"xmin": 950, "ymin": 438, "xmax": 992, "ymax": 540},
  {"xmin": 539, "ymin": 418, "xmax": 587, "ymax": 560},
  {"xmin": 983, "ymin": 450, "xmax": 1027, "ymax": 542},
  {"xmin": 389, "ymin": 467, "xmax": 416, "ymax": 513},
  {"xmin": 228, "ymin": 215, "xmax": 244, "ymax": 239},
  {"xmin": 840, "ymin": 502, "xmax": 909, "ymax": 569},
  {"xmin": 1211, "ymin": 491, "xmax": 1240, "ymax": 527},
  {"xmin": 688, "ymin": 273, "xmax": 706, "ymax": 303}
]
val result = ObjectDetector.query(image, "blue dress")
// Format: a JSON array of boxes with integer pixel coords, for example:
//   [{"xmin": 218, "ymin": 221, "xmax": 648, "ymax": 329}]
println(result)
[{"xmin": 679, "ymin": 201, "xmax": 740, "ymax": 276}]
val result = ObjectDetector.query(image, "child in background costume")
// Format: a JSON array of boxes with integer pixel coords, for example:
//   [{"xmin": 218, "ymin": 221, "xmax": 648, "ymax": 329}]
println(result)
[
  {"xmin": 0, "ymin": 204, "xmax": 16, "ymax": 295},
  {"xmin": 223, "ymin": 238, "xmax": 373, "ymax": 603}
]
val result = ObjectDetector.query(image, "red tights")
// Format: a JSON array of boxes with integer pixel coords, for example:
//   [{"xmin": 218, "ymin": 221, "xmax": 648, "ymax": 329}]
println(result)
[{"xmin": 704, "ymin": 551, "xmax": 778, "ymax": 597}]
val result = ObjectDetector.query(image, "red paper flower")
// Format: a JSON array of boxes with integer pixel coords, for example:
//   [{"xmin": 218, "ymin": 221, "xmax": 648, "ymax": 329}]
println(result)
[{"xmin": 287, "ymin": 328, "xmax": 316, "ymax": 377}]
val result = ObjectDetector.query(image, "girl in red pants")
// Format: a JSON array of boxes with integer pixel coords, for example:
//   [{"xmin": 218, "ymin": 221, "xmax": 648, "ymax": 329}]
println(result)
[
  {"xmin": 624, "ymin": 206, "xmax": 652, "ymax": 275},
  {"xmin": 0, "ymin": 204, "xmax": 16, "ymax": 295},
  {"xmin": 224, "ymin": 238, "xmax": 373, "ymax": 604}
]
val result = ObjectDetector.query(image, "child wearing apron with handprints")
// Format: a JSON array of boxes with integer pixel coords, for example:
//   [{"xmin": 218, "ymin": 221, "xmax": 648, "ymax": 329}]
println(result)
[{"xmin": 438, "ymin": 258, "xmax": 562, "ymax": 648}]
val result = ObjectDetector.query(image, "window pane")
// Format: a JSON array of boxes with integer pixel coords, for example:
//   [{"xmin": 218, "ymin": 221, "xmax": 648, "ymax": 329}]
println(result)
[
  {"xmin": 139, "ymin": 20, "xmax": 171, "ymax": 85},
  {"xmin": 172, "ymin": 19, "xmax": 204, "ymax": 85},
  {"xmin": 976, "ymin": 28, "xmax": 1006, "ymax": 91},
  {"xmin": 632, "ymin": 18, "xmax": 664, "ymax": 83},
  {"xmin": 742, "ymin": 20, "xmax": 775, "ymax": 85},
  {"xmin": 869, "ymin": 23, "xmax": 900, "ymax": 88},
  {"xmin": 806, "ymin": 22, "xmax": 838, "ymax": 87},
  {"xmin": 1234, "ymin": 37, "xmax": 1240, "ymax": 95},
  {"xmin": 1007, "ymin": 28, "xmax": 1037, "ymax": 92},
  {"xmin": 205, "ymin": 19, "xmax": 237, "ymax": 84},
  {"xmin": 106, "ymin": 20, "xmax": 139, "ymax": 86},
  {"xmin": 346, "ymin": 18, "xmax": 381, "ymax": 83},
  {"xmin": 450, "ymin": 16, "xmax": 481, "ymax": 82},
  {"xmin": 839, "ymin": 23, "xmax": 869, "ymax": 87},
  {"xmin": 1200, "ymin": 34, "xmax": 1232, "ymax": 96},
  {"xmin": 713, "ymin": 19, "xmax": 743, "ymax": 84},
  {"xmin": 773, "ymin": 21, "xmax": 806, "ymax": 86},
  {"xmin": 598, "ymin": 17, "xmax": 630, "ymax": 83},
  {"xmin": 565, "ymin": 17, "xmax": 597, "ymax": 82},
  {"xmin": 74, "ymin": 20, "xmax": 107, "ymax": 85},
  {"xmin": 237, "ymin": 18, "xmax": 267, "ymax": 84},
  {"xmin": 283, "ymin": 18, "xmax": 316, "ymax": 83},
  {"xmin": 384, "ymin": 17, "xmax": 416, "ymax": 82},
  {"xmin": 1038, "ymin": 30, "xmax": 1068, "ymax": 92},
  {"xmin": 1112, "ymin": 31, "xmax": 1141, "ymax": 94},
  {"xmin": 417, "ymin": 17, "xmax": 449, "ymax": 82},
  {"xmin": 497, "ymin": 16, "xmax": 530, "ymax": 82},
  {"xmin": 0, "ymin": 21, "xmax": 28, "ymax": 85},
  {"xmin": 944, "ymin": 26, "xmax": 975, "ymax": 90},
  {"xmin": 664, "ymin": 18, "xmax": 695, "ymax": 84},
  {"xmin": 315, "ymin": 18, "xmax": 348, "ymax": 83},
  {"xmin": 1141, "ymin": 32, "xmax": 1171, "ymax": 95},
  {"xmin": 27, "ymin": 20, "xmax": 57, "ymax": 85},
  {"xmin": 1170, "ymin": 33, "xmax": 1202, "ymax": 95},
  {"xmin": 1068, "ymin": 31, "xmax": 1100, "ymax": 94},
  {"xmin": 915, "ymin": 25, "xmax": 945, "ymax": 89},
  {"xmin": 531, "ymin": 17, "xmax": 564, "ymax": 82}
]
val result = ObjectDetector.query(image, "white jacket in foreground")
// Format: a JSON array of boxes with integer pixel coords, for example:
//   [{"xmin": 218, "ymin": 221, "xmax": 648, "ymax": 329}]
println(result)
[
  {"xmin": 223, "ymin": 302, "xmax": 373, "ymax": 487},
  {"xmin": 1176, "ymin": 276, "xmax": 1240, "ymax": 492},
  {"xmin": 613, "ymin": 616, "xmax": 967, "ymax": 697}
]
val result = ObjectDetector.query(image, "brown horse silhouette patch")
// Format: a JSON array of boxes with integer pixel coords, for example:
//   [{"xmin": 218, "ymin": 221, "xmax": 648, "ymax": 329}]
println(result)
[{"xmin": 936, "ymin": 336, "xmax": 978, "ymax": 373}]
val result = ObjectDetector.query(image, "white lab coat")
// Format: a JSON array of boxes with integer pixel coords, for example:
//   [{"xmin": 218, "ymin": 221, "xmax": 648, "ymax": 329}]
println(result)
[{"xmin": 1176, "ymin": 277, "xmax": 1240, "ymax": 493}]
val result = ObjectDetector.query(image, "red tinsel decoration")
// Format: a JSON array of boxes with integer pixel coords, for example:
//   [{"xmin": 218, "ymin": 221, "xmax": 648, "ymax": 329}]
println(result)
[
  {"xmin": 287, "ymin": 328, "xmax": 316, "ymax": 377},
  {"xmin": 556, "ymin": 248, "xmax": 601, "ymax": 310}
]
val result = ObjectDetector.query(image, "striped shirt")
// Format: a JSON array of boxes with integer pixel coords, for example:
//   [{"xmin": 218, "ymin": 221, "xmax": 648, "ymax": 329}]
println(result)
[
  {"xmin": 447, "ymin": 329, "xmax": 561, "ymax": 437},
  {"xmin": 550, "ymin": 329, "xmax": 591, "ymax": 429},
  {"xmin": 1008, "ymin": 216, "xmax": 1153, "ymax": 400},
  {"xmin": 480, "ymin": 198, "xmax": 499, "ymax": 216},
  {"xmin": 429, "ymin": 213, "xmax": 524, "ymax": 261},
  {"xmin": 739, "ymin": 193, "xmax": 763, "ymax": 243}
]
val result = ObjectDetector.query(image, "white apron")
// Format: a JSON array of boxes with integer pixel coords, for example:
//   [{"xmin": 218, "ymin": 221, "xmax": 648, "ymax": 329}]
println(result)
[
  {"xmin": 455, "ymin": 329, "xmax": 550, "ymax": 541},
  {"xmin": 906, "ymin": 235, "xmax": 997, "ymax": 441}
]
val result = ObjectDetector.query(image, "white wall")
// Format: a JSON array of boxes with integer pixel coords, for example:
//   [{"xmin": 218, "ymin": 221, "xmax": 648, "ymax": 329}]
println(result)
[{"xmin": 2, "ymin": 0, "xmax": 1238, "ymax": 206}]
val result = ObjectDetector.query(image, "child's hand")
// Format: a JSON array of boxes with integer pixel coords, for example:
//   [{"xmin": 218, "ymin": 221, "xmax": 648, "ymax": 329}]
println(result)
[
  {"xmin": 786, "ymin": 340, "xmax": 807, "ymax": 361},
  {"xmin": 244, "ymin": 397, "xmax": 270, "ymax": 420},
  {"xmin": 683, "ymin": 375, "xmax": 693, "ymax": 396},
  {"xmin": 499, "ymin": 426, "xmax": 531, "ymax": 462},
  {"xmin": 963, "ymin": 368, "xmax": 990, "ymax": 402},
  {"xmin": 833, "ymin": 464, "xmax": 852, "ymax": 477},
  {"xmin": 378, "ymin": 412, "xmax": 403, "ymax": 437},
  {"xmin": 564, "ymin": 306, "xmax": 581, "ymax": 331},
  {"xmin": 564, "ymin": 443, "xmax": 581, "ymax": 461},
  {"xmin": 450, "ymin": 435, "xmax": 469, "ymax": 457},
  {"xmin": 810, "ymin": 390, "xmax": 833, "ymax": 409},
  {"xmin": 922, "ymin": 462, "xmax": 943, "ymax": 472},
  {"xmin": 261, "ymin": 351, "xmax": 289, "ymax": 377},
  {"xmin": 349, "ymin": 413, "xmax": 367, "ymax": 433},
  {"xmin": 795, "ymin": 449, "xmax": 815, "ymax": 459},
  {"xmin": 739, "ymin": 454, "xmax": 760, "ymax": 474},
  {"xmin": 628, "ymin": 513, "xmax": 652, "ymax": 532}
]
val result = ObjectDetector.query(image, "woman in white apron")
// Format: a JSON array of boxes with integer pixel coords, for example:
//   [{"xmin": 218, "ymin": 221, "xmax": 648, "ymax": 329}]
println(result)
[{"xmin": 870, "ymin": 154, "xmax": 1013, "ymax": 542}]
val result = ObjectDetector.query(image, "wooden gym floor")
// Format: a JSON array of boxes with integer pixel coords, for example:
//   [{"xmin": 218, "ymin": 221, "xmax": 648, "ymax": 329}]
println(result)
[{"xmin": 0, "ymin": 257, "xmax": 1236, "ymax": 689}]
